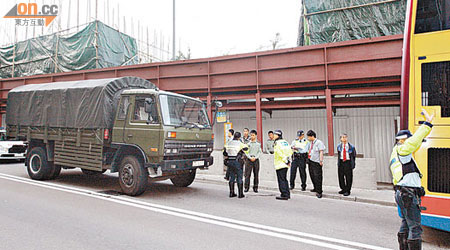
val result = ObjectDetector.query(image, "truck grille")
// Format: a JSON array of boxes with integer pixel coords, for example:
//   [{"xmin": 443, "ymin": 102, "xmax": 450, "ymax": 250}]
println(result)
[
  {"xmin": 428, "ymin": 148, "xmax": 450, "ymax": 194},
  {"xmin": 164, "ymin": 140, "xmax": 213, "ymax": 155},
  {"xmin": 8, "ymin": 145, "xmax": 27, "ymax": 154}
]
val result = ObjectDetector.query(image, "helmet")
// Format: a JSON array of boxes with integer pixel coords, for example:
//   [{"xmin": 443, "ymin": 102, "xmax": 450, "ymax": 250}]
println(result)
[
  {"xmin": 274, "ymin": 129, "xmax": 283, "ymax": 136},
  {"xmin": 396, "ymin": 130, "xmax": 412, "ymax": 140}
]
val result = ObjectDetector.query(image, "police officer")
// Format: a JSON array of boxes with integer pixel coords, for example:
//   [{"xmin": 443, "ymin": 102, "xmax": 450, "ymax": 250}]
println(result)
[
  {"xmin": 273, "ymin": 129, "xmax": 293, "ymax": 200},
  {"xmin": 224, "ymin": 129, "xmax": 234, "ymax": 181},
  {"xmin": 290, "ymin": 130, "xmax": 309, "ymax": 191},
  {"xmin": 223, "ymin": 132, "xmax": 249, "ymax": 199},
  {"xmin": 391, "ymin": 109, "xmax": 433, "ymax": 250}
]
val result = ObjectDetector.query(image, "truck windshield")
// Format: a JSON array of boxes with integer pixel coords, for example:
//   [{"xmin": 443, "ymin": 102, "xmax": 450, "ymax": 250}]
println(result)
[{"xmin": 159, "ymin": 94, "xmax": 211, "ymax": 129}]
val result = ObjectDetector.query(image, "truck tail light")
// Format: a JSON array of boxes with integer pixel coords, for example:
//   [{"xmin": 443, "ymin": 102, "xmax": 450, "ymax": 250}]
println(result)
[
  {"xmin": 104, "ymin": 129, "xmax": 110, "ymax": 140},
  {"xmin": 168, "ymin": 131, "xmax": 176, "ymax": 138}
]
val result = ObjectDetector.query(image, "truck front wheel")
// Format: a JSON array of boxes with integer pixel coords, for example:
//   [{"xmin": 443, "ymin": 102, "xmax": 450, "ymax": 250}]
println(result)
[
  {"xmin": 170, "ymin": 169, "xmax": 196, "ymax": 187},
  {"xmin": 118, "ymin": 156, "xmax": 148, "ymax": 196},
  {"xmin": 27, "ymin": 147, "xmax": 52, "ymax": 180}
]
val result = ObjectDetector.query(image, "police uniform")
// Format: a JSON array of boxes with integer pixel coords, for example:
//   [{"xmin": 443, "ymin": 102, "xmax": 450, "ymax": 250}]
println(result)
[
  {"xmin": 273, "ymin": 130, "xmax": 293, "ymax": 200},
  {"xmin": 390, "ymin": 122, "xmax": 432, "ymax": 250},
  {"xmin": 224, "ymin": 139, "xmax": 249, "ymax": 198},
  {"xmin": 290, "ymin": 130, "xmax": 309, "ymax": 190}
]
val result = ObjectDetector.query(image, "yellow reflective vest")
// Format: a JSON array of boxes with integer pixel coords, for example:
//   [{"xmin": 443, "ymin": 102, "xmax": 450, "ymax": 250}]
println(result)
[
  {"xmin": 274, "ymin": 139, "xmax": 293, "ymax": 170},
  {"xmin": 389, "ymin": 124, "xmax": 432, "ymax": 185}
]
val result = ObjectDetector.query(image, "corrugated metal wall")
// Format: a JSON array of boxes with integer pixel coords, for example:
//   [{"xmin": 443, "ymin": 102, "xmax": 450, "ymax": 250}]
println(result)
[{"xmin": 213, "ymin": 107, "xmax": 399, "ymax": 183}]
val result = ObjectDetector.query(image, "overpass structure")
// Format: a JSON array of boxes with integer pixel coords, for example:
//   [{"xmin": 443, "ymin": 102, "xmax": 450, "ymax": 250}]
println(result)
[{"xmin": 0, "ymin": 34, "xmax": 403, "ymax": 156}]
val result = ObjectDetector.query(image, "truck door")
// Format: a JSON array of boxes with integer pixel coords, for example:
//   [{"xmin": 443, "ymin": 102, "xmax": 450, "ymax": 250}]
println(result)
[
  {"xmin": 112, "ymin": 95, "xmax": 130, "ymax": 143},
  {"xmin": 126, "ymin": 95, "xmax": 161, "ymax": 160}
]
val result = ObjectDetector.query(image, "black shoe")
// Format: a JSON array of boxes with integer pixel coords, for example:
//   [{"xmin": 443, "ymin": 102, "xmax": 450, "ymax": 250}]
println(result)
[
  {"xmin": 407, "ymin": 239, "xmax": 422, "ymax": 250},
  {"xmin": 310, "ymin": 189, "xmax": 317, "ymax": 192},
  {"xmin": 289, "ymin": 186, "xmax": 295, "ymax": 190},
  {"xmin": 229, "ymin": 182, "xmax": 237, "ymax": 198},
  {"xmin": 343, "ymin": 192, "xmax": 350, "ymax": 196},
  {"xmin": 244, "ymin": 187, "xmax": 249, "ymax": 193},
  {"xmin": 397, "ymin": 232, "xmax": 408, "ymax": 250},
  {"xmin": 316, "ymin": 193, "xmax": 322, "ymax": 198},
  {"xmin": 238, "ymin": 183, "xmax": 245, "ymax": 198},
  {"xmin": 301, "ymin": 186, "xmax": 306, "ymax": 191},
  {"xmin": 338, "ymin": 190, "xmax": 345, "ymax": 194},
  {"xmin": 276, "ymin": 196, "xmax": 289, "ymax": 200},
  {"xmin": 253, "ymin": 187, "xmax": 258, "ymax": 193}
]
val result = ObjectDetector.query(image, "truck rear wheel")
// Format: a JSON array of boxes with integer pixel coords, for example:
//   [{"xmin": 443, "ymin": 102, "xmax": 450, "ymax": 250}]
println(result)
[
  {"xmin": 27, "ymin": 147, "xmax": 52, "ymax": 180},
  {"xmin": 118, "ymin": 156, "xmax": 148, "ymax": 196},
  {"xmin": 46, "ymin": 164, "xmax": 61, "ymax": 180},
  {"xmin": 170, "ymin": 169, "xmax": 196, "ymax": 187}
]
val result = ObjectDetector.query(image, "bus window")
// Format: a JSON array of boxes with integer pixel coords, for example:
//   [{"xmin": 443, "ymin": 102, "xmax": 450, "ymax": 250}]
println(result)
[
  {"xmin": 421, "ymin": 61, "xmax": 450, "ymax": 117},
  {"xmin": 415, "ymin": 0, "xmax": 450, "ymax": 34}
]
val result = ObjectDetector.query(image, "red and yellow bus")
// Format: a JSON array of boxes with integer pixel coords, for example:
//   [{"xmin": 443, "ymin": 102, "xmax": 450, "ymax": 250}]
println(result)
[{"xmin": 401, "ymin": 0, "xmax": 450, "ymax": 232}]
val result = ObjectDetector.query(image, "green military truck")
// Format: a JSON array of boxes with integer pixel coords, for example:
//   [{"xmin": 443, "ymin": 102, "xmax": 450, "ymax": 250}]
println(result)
[{"xmin": 6, "ymin": 76, "xmax": 215, "ymax": 196}]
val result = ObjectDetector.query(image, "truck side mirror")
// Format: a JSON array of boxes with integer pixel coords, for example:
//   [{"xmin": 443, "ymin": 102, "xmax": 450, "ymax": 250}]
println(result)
[
  {"xmin": 211, "ymin": 101, "xmax": 223, "ymax": 126},
  {"xmin": 215, "ymin": 101, "xmax": 223, "ymax": 108}
]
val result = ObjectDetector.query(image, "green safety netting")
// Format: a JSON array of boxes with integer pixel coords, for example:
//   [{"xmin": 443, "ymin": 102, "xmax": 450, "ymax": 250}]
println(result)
[
  {"xmin": 298, "ymin": 0, "xmax": 406, "ymax": 46},
  {"xmin": 0, "ymin": 21, "xmax": 138, "ymax": 78}
]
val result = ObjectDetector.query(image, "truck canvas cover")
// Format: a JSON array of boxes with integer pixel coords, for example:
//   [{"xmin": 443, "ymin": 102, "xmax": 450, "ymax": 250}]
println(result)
[{"xmin": 6, "ymin": 76, "xmax": 156, "ymax": 129}]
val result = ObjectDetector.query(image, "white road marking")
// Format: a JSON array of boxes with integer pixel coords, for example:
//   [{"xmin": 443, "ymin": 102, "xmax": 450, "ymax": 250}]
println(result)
[{"xmin": 0, "ymin": 173, "xmax": 391, "ymax": 250}]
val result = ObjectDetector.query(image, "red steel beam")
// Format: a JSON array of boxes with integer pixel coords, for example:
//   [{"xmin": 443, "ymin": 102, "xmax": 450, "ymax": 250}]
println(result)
[
  {"xmin": 331, "ymin": 85, "xmax": 400, "ymax": 95},
  {"xmin": 0, "ymin": 35, "xmax": 403, "ymax": 125}
]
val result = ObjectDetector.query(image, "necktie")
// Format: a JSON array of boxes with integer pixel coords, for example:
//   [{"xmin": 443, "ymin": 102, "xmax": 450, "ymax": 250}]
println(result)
[
  {"xmin": 343, "ymin": 144, "xmax": 347, "ymax": 161},
  {"xmin": 308, "ymin": 141, "xmax": 314, "ymax": 159}
]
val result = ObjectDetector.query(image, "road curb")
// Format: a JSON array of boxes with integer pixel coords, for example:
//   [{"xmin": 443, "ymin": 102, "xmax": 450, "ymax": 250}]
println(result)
[{"xmin": 195, "ymin": 175, "xmax": 396, "ymax": 207}]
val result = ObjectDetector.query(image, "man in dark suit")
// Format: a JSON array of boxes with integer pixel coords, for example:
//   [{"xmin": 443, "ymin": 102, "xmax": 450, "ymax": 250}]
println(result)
[{"xmin": 336, "ymin": 133, "xmax": 356, "ymax": 196}]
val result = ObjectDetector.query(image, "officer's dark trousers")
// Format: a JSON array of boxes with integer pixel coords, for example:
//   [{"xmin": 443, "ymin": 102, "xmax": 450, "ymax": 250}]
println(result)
[
  {"xmin": 308, "ymin": 160, "xmax": 323, "ymax": 194},
  {"xmin": 338, "ymin": 160, "xmax": 353, "ymax": 193},
  {"xmin": 290, "ymin": 153, "xmax": 307, "ymax": 189},
  {"xmin": 395, "ymin": 189, "xmax": 423, "ymax": 240},
  {"xmin": 276, "ymin": 167, "xmax": 290, "ymax": 198},
  {"xmin": 228, "ymin": 159, "xmax": 243, "ymax": 185},
  {"xmin": 244, "ymin": 159, "xmax": 260, "ymax": 189}
]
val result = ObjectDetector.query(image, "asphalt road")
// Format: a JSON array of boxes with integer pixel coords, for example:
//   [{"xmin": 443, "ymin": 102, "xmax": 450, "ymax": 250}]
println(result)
[{"xmin": 0, "ymin": 161, "xmax": 448, "ymax": 250}]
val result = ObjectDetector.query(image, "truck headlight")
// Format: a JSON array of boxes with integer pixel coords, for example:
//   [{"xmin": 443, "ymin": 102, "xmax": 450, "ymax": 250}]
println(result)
[{"xmin": 172, "ymin": 148, "xmax": 178, "ymax": 154}]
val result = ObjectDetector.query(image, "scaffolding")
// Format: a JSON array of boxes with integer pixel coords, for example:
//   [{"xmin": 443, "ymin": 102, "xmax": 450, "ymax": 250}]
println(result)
[{"xmin": 298, "ymin": 0, "xmax": 406, "ymax": 46}]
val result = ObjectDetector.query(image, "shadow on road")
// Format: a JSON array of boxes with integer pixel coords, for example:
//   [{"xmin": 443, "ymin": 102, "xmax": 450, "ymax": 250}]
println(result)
[
  {"xmin": 53, "ymin": 170, "xmax": 203, "ymax": 198},
  {"xmin": 423, "ymin": 226, "xmax": 450, "ymax": 248}
]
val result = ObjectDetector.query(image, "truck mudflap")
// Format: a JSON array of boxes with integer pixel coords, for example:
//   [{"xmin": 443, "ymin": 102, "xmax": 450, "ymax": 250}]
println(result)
[{"xmin": 146, "ymin": 156, "xmax": 213, "ymax": 177}]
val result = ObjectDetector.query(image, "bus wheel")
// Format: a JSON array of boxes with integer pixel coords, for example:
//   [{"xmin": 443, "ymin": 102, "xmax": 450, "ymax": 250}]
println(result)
[
  {"xmin": 81, "ymin": 169, "xmax": 107, "ymax": 175},
  {"xmin": 27, "ymin": 147, "xmax": 52, "ymax": 180},
  {"xmin": 118, "ymin": 156, "xmax": 148, "ymax": 196},
  {"xmin": 170, "ymin": 169, "xmax": 196, "ymax": 187}
]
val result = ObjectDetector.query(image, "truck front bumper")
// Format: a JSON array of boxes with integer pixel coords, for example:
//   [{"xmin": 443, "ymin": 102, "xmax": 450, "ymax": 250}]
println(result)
[{"xmin": 146, "ymin": 156, "xmax": 213, "ymax": 174}]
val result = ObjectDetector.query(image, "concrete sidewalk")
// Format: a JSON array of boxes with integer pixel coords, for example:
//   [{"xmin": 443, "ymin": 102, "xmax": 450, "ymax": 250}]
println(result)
[{"xmin": 196, "ymin": 171, "xmax": 396, "ymax": 207}]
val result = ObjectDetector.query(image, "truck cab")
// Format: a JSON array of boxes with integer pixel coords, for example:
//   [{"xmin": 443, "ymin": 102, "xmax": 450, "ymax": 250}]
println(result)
[{"xmin": 111, "ymin": 89, "xmax": 214, "ymax": 175}]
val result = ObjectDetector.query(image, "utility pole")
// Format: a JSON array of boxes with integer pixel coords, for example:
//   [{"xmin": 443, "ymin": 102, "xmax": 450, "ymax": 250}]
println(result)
[{"xmin": 172, "ymin": 0, "xmax": 175, "ymax": 60}]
